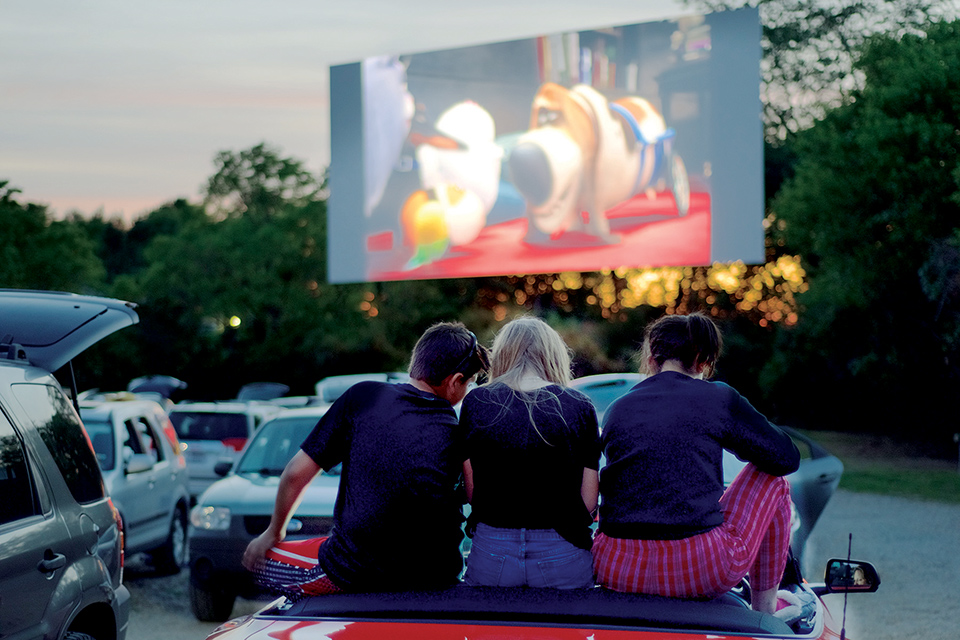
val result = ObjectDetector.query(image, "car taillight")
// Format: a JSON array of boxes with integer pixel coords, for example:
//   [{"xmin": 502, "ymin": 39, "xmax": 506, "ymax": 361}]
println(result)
[
  {"xmin": 108, "ymin": 497, "xmax": 125, "ymax": 576},
  {"xmin": 222, "ymin": 437, "xmax": 247, "ymax": 452},
  {"xmin": 163, "ymin": 423, "xmax": 183, "ymax": 451}
]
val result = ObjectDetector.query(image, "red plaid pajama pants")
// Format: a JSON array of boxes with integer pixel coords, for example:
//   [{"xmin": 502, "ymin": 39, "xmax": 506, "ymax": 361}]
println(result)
[
  {"xmin": 254, "ymin": 537, "xmax": 343, "ymax": 599},
  {"xmin": 593, "ymin": 463, "xmax": 792, "ymax": 597}
]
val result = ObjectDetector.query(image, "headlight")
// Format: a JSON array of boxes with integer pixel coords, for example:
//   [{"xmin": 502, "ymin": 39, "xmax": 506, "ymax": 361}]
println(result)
[{"xmin": 190, "ymin": 505, "xmax": 231, "ymax": 531}]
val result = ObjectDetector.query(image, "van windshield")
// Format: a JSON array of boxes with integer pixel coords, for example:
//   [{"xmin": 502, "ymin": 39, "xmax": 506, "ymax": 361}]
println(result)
[{"xmin": 170, "ymin": 412, "xmax": 248, "ymax": 441}]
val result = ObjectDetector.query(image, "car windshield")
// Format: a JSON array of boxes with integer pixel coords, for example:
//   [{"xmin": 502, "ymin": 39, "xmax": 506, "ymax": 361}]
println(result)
[
  {"xmin": 236, "ymin": 415, "xmax": 339, "ymax": 476},
  {"xmin": 83, "ymin": 419, "xmax": 116, "ymax": 470},
  {"xmin": 170, "ymin": 411, "xmax": 248, "ymax": 441}
]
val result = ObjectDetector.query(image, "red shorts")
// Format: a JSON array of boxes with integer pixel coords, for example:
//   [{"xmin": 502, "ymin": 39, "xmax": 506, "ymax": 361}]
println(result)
[
  {"xmin": 593, "ymin": 463, "xmax": 792, "ymax": 597},
  {"xmin": 255, "ymin": 537, "xmax": 342, "ymax": 598}
]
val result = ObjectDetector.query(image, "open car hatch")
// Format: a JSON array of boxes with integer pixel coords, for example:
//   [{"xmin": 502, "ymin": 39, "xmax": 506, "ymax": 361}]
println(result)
[{"xmin": 0, "ymin": 289, "xmax": 139, "ymax": 372}]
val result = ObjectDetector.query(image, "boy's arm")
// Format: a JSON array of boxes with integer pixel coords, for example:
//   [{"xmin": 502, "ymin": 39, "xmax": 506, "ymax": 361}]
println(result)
[{"xmin": 242, "ymin": 450, "xmax": 322, "ymax": 570}]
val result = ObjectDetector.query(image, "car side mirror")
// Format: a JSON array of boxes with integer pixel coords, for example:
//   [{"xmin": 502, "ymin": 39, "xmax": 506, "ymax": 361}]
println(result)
[
  {"xmin": 125, "ymin": 452, "xmax": 154, "ymax": 474},
  {"xmin": 824, "ymin": 559, "xmax": 880, "ymax": 593},
  {"xmin": 214, "ymin": 460, "xmax": 233, "ymax": 477}
]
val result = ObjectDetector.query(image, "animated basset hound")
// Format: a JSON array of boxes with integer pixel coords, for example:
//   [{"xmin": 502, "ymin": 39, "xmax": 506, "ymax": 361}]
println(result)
[{"xmin": 508, "ymin": 83, "xmax": 677, "ymax": 244}]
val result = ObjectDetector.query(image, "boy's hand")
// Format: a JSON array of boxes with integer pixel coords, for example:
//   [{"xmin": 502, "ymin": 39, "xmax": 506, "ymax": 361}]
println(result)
[{"xmin": 242, "ymin": 530, "xmax": 283, "ymax": 571}]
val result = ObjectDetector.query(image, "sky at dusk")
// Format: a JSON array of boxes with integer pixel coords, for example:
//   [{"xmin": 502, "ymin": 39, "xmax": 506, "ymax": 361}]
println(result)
[{"xmin": 1, "ymin": 0, "xmax": 690, "ymax": 224}]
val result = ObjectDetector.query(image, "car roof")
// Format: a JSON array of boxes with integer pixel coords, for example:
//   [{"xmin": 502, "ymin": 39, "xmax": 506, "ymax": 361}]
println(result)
[
  {"xmin": 569, "ymin": 372, "xmax": 644, "ymax": 387},
  {"xmin": 0, "ymin": 289, "xmax": 139, "ymax": 372},
  {"xmin": 269, "ymin": 405, "xmax": 331, "ymax": 420},
  {"xmin": 170, "ymin": 401, "xmax": 278, "ymax": 414},
  {"xmin": 314, "ymin": 372, "xmax": 409, "ymax": 402},
  {"xmin": 236, "ymin": 381, "xmax": 290, "ymax": 401},
  {"xmin": 79, "ymin": 398, "xmax": 166, "ymax": 421}
]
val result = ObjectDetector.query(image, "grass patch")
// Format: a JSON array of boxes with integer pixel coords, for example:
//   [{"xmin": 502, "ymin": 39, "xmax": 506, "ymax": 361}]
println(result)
[
  {"xmin": 839, "ymin": 465, "xmax": 960, "ymax": 503},
  {"xmin": 795, "ymin": 429, "xmax": 960, "ymax": 503}
]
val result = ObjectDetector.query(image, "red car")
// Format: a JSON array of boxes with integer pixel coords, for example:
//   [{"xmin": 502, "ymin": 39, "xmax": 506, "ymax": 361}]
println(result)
[{"xmin": 204, "ymin": 558, "xmax": 879, "ymax": 640}]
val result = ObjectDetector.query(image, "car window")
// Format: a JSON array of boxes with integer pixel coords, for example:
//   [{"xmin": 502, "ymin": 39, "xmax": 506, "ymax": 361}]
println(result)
[
  {"xmin": 0, "ymin": 408, "xmax": 39, "ymax": 525},
  {"xmin": 83, "ymin": 419, "xmax": 117, "ymax": 471},
  {"xmin": 11, "ymin": 383, "xmax": 105, "ymax": 504},
  {"xmin": 123, "ymin": 419, "xmax": 146, "ymax": 454},
  {"xmin": 136, "ymin": 417, "xmax": 164, "ymax": 461},
  {"xmin": 170, "ymin": 412, "xmax": 249, "ymax": 441},
  {"xmin": 236, "ymin": 416, "xmax": 321, "ymax": 476},
  {"xmin": 578, "ymin": 380, "xmax": 636, "ymax": 413}
]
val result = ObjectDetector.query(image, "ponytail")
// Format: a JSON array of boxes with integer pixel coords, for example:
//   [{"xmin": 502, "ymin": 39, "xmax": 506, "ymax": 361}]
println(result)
[{"xmin": 640, "ymin": 312, "xmax": 722, "ymax": 377}]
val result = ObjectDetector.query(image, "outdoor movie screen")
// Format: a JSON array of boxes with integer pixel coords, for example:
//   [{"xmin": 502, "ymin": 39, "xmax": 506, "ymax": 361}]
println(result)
[{"xmin": 327, "ymin": 7, "xmax": 762, "ymax": 284}]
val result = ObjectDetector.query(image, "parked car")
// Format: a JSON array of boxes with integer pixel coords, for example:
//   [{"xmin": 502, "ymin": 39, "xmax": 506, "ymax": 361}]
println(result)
[
  {"xmin": 569, "ymin": 373, "xmax": 844, "ymax": 560},
  {"xmin": 314, "ymin": 372, "xmax": 410, "ymax": 403},
  {"xmin": 169, "ymin": 401, "xmax": 281, "ymax": 498},
  {"xmin": 80, "ymin": 398, "xmax": 191, "ymax": 574},
  {"xmin": 0, "ymin": 289, "xmax": 135, "ymax": 640},
  {"xmin": 188, "ymin": 405, "xmax": 338, "ymax": 621},
  {"xmin": 236, "ymin": 381, "xmax": 290, "ymax": 401},
  {"xmin": 203, "ymin": 557, "xmax": 880, "ymax": 640}
]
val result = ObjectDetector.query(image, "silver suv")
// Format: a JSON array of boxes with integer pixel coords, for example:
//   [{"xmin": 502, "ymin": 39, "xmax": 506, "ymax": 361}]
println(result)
[
  {"xmin": 80, "ymin": 398, "xmax": 191, "ymax": 574},
  {"xmin": 0, "ymin": 289, "xmax": 137, "ymax": 640}
]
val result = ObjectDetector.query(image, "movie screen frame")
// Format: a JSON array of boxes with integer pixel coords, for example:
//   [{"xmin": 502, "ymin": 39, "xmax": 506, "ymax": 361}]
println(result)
[{"xmin": 328, "ymin": 7, "xmax": 762, "ymax": 284}]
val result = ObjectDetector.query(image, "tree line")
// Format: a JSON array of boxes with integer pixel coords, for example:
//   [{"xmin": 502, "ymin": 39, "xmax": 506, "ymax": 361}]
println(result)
[{"xmin": 3, "ymin": 5, "xmax": 959, "ymax": 454}]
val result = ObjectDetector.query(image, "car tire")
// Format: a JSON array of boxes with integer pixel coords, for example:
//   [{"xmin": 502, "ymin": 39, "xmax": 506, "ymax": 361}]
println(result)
[
  {"xmin": 63, "ymin": 633, "xmax": 97, "ymax": 640},
  {"xmin": 151, "ymin": 506, "xmax": 187, "ymax": 575},
  {"xmin": 190, "ymin": 581, "xmax": 237, "ymax": 622}
]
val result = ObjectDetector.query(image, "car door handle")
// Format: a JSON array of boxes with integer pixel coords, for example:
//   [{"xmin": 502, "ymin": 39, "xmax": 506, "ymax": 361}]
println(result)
[{"xmin": 38, "ymin": 552, "xmax": 67, "ymax": 573}]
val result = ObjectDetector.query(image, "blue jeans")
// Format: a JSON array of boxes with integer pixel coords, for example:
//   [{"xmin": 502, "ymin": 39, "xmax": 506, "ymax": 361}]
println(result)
[{"xmin": 463, "ymin": 523, "xmax": 594, "ymax": 589}]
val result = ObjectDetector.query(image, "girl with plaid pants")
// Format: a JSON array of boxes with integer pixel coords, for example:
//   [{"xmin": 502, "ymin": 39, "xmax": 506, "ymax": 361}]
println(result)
[{"xmin": 594, "ymin": 313, "xmax": 800, "ymax": 614}]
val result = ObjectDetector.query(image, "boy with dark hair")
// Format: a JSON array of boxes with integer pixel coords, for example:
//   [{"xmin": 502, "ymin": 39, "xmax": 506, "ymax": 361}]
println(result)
[{"xmin": 242, "ymin": 322, "xmax": 488, "ymax": 596}]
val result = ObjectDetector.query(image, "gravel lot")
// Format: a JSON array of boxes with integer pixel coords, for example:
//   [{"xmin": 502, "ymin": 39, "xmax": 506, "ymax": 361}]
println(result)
[
  {"xmin": 800, "ymin": 489, "xmax": 960, "ymax": 640},
  {"xmin": 125, "ymin": 489, "xmax": 960, "ymax": 640}
]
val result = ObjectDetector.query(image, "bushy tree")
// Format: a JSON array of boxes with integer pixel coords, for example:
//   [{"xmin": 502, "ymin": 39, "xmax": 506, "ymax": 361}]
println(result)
[
  {"xmin": 204, "ymin": 142, "xmax": 323, "ymax": 221},
  {"xmin": 764, "ymin": 21, "xmax": 960, "ymax": 449},
  {"xmin": 688, "ymin": 0, "xmax": 957, "ymax": 141},
  {"xmin": 0, "ymin": 181, "xmax": 105, "ymax": 292}
]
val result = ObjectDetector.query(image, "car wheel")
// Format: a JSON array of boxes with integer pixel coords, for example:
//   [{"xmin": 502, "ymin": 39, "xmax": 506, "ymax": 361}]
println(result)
[
  {"xmin": 63, "ymin": 633, "xmax": 97, "ymax": 640},
  {"xmin": 151, "ymin": 506, "xmax": 187, "ymax": 575},
  {"xmin": 190, "ymin": 580, "xmax": 237, "ymax": 622}
]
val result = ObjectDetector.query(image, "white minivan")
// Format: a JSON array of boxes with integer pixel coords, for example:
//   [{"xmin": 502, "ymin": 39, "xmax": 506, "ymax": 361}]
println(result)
[{"xmin": 81, "ymin": 398, "xmax": 191, "ymax": 573}]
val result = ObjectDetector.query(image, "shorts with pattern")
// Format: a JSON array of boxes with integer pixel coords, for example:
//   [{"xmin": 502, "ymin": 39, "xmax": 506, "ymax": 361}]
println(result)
[{"xmin": 254, "ymin": 537, "xmax": 342, "ymax": 599}]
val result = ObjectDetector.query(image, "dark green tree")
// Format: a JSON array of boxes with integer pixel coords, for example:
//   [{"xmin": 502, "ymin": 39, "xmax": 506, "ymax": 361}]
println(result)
[
  {"xmin": 687, "ymin": 0, "xmax": 956, "ymax": 141},
  {"xmin": 763, "ymin": 21, "xmax": 960, "ymax": 449},
  {"xmin": 204, "ymin": 143, "xmax": 323, "ymax": 221},
  {"xmin": 134, "ymin": 198, "xmax": 336, "ymax": 397},
  {"xmin": 0, "ymin": 181, "xmax": 105, "ymax": 292}
]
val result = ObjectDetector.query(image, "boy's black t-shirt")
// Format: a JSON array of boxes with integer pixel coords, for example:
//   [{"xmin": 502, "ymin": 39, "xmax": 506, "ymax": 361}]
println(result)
[{"xmin": 300, "ymin": 381, "xmax": 465, "ymax": 591}]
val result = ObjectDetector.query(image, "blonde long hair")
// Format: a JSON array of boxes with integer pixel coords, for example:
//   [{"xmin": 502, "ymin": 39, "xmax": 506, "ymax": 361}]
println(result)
[
  {"xmin": 482, "ymin": 318, "xmax": 574, "ymax": 446},
  {"xmin": 488, "ymin": 317, "xmax": 572, "ymax": 388}
]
